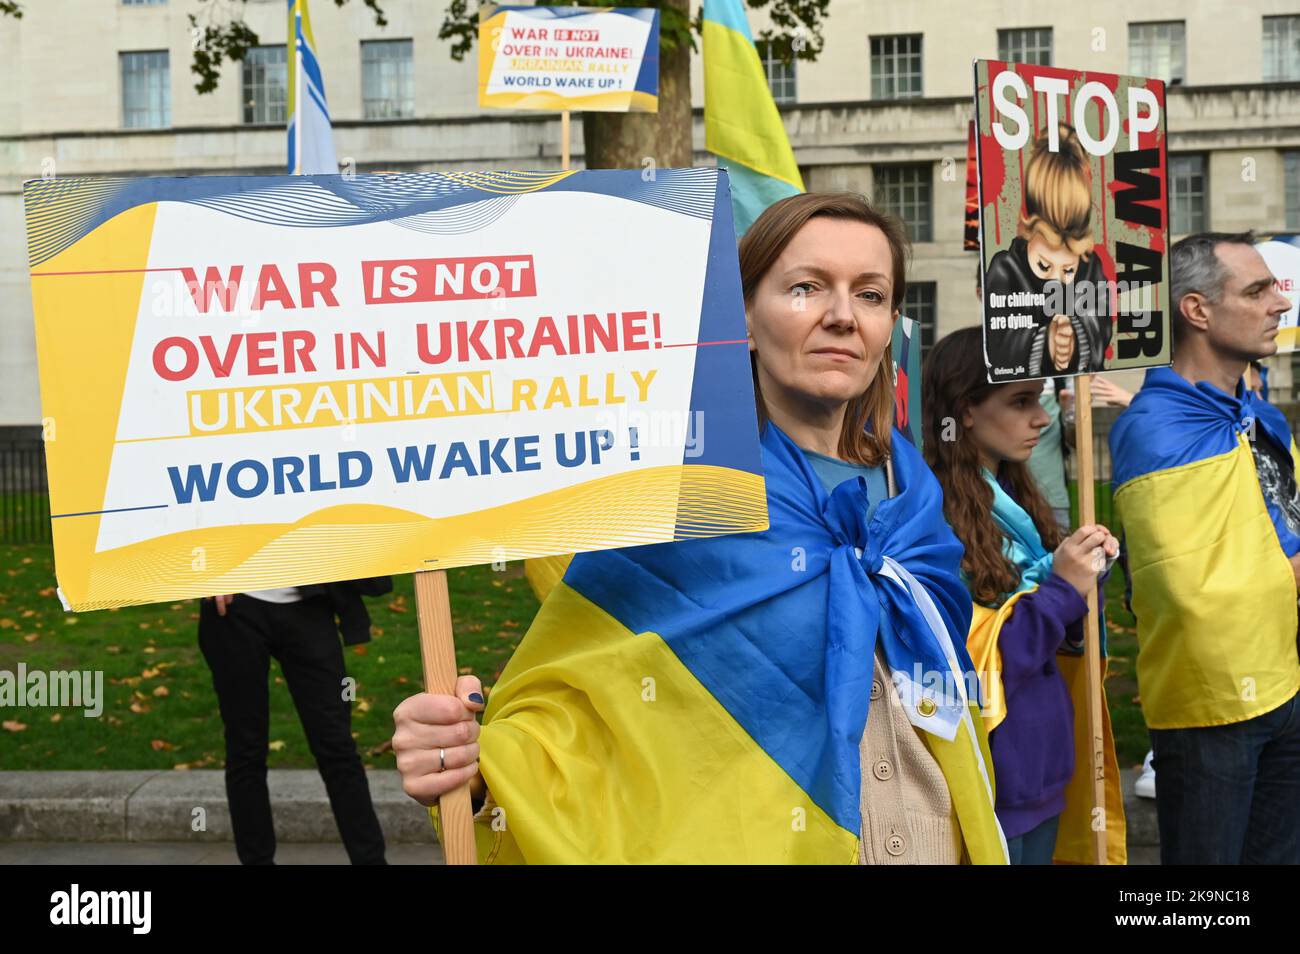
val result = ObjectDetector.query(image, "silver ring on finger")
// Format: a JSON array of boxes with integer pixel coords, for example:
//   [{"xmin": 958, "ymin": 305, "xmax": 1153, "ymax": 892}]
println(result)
[{"xmin": 439, "ymin": 747, "xmax": 446, "ymax": 772}]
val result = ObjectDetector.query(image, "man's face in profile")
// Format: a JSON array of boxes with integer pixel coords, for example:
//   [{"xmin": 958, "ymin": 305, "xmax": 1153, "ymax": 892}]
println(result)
[{"xmin": 1205, "ymin": 243, "xmax": 1292, "ymax": 362}]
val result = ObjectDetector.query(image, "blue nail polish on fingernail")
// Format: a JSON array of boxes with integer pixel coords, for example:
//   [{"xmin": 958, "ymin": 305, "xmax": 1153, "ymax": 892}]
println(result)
[{"xmin": 468, "ymin": 692, "xmax": 484, "ymax": 704}]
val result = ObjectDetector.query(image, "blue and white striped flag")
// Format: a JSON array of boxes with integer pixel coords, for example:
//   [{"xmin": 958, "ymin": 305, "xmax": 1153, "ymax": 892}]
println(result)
[{"xmin": 287, "ymin": 0, "xmax": 337, "ymax": 174}]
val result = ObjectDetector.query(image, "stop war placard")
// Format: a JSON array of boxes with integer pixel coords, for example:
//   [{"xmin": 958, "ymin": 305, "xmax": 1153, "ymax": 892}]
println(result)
[{"xmin": 23, "ymin": 169, "xmax": 765, "ymax": 610}]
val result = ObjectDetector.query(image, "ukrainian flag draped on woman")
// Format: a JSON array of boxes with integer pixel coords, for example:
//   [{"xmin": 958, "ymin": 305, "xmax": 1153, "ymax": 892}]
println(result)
[{"xmin": 445, "ymin": 422, "xmax": 1007, "ymax": 863}]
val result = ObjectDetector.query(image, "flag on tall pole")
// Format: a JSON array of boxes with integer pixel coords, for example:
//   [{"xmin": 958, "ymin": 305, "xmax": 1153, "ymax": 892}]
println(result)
[
  {"xmin": 702, "ymin": 0, "xmax": 804, "ymax": 236},
  {"xmin": 287, "ymin": 0, "xmax": 338, "ymax": 175}
]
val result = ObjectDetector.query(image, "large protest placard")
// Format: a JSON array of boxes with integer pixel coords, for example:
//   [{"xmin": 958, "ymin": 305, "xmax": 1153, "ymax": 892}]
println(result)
[
  {"xmin": 1255, "ymin": 234, "xmax": 1300, "ymax": 353},
  {"xmin": 23, "ymin": 169, "xmax": 766, "ymax": 611},
  {"xmin": 974, "ymin": 60, "xmax": 1171, "ymax": 383},
  {"xmin": 478, "ymin": 4, "xmax": 660, "ymax": 113}
]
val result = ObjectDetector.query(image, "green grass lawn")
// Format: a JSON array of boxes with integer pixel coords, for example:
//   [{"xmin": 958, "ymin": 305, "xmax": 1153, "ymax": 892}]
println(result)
[
  {"xmin": 0, "ymin": 543, "xmax": 538, "ymax": 771},
  {"xmin": 1100, "ymin": 568, "xmax": 1147, "ymax": 770}
]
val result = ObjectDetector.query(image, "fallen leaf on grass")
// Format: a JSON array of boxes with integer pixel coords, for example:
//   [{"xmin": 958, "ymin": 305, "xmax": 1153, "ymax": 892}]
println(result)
[
  {"xmin": 129, "ymin": 701, "xmax": 151, "ymax": 714},
  {"xmin": 141, "ymin": 667, "xmax": 160, "ymax": 680},
  {"xmin": 2, "ymin": 720, "xmax": 27, "ymax": 732},
  {"xmin": 38, "ymin": 587, "xmax": 55, "ymax": 598},
  {"xmin": 352, "ymin": 645, "xmax": 368, "ymax": 656},
  {"xmin": 150, "ymin": 739, "xmax": 175, "ymax": 752},
  {"xmin": 20, "ymin": 609, "xmax": 35, "ymax": 618},
  {"xmin": 268, "ymin": 740, "xmax": 286, "ymax": 752},
  {"xmin": 152, "ymin": 686, "xmax": 169, "ymax": 698},
  {"xmin": 49, "ymin": 713, "xmax": 62, "ymax": 723},
  {"xmin": 22, "ymin": 634, "xmax": 38, "ymax": 643}
]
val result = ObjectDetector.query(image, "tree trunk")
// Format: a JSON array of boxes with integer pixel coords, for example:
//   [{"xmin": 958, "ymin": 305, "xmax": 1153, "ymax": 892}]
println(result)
[{"xmin": 580, "ymin": 0, "xmax": 692, "ymax": 170}]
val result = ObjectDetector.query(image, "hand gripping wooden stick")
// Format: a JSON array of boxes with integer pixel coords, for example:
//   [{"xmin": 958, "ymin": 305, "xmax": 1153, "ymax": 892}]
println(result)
[{"xmin": 414, "ymin": 569, "xmax": 477, "ymax": 865}]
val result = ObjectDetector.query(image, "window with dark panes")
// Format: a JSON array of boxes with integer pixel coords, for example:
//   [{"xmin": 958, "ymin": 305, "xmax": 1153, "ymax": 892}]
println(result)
[
  {"xmin": 871, "ymin": 34, "xmax": 922, "ymax": 100},
  {"xmin": 874, "ymin": 164, "xmax": 933, "ymax": 242}
]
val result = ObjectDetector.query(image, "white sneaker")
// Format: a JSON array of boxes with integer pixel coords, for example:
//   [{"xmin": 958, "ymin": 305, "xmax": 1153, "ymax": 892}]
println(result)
[{"xmin": 1135, "ymin": 750, "xmax": 1156, "ymax": 799}]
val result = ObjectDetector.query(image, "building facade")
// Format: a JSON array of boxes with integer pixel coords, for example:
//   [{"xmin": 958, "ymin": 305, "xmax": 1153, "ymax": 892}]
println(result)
[{"xmin": 3, "ymin": 0, "xmax": 1300, "ymax": 425}]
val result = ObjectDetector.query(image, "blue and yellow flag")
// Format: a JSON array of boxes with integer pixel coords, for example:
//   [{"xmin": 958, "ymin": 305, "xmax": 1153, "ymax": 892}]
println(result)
[
  {"xmin": 702, "ymin": 0, "xmax": 804, "ymax": 236},
  {"xmin": 1110, "ymin": 366, "xmax": 1300, "ymax": 730},
  {"xmin": 963, "ymin": 472, "xmax": 1126, "ymax": 864},
  {"xmin": 287, "ymin": 0, "xmax": 337, "ymax": 175},
  {"xmin": 449, "ymin": 423, "xmax": 1008, "ymax": 864}
]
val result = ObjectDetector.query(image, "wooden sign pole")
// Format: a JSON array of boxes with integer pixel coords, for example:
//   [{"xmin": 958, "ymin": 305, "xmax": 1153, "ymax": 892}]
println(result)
[
  {"xmin": 414, "ymin": 569, "xmax": 477, "ymax": 865},
  {"xmin": 561, "ymin": 109, "xmax": 571, "ymax": 169},
  {"xmin": 1072, "ymin": 374, "xmax": 1108, "ymax": 865}
]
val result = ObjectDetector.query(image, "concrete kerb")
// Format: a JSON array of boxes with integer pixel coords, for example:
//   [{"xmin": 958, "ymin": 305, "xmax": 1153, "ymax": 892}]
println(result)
[{"xmin": 0, "ymin": 769, "xmax": 437, "ymax": 844}]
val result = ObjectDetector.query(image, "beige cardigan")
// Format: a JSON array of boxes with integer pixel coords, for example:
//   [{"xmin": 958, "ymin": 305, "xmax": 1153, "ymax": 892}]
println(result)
[{"xmin": 857, "ymin": 457, "xmax": 962, "ymax": 865}]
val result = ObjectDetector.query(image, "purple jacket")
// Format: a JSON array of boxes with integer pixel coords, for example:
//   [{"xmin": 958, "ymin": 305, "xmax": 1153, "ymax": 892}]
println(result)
[{"xmin": 987, "ymin": 566, "xmax": 1103, "ymax": 840}]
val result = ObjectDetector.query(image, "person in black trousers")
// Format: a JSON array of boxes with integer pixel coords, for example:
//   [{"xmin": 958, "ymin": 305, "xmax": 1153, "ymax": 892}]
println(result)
[{"xmin": 198, "ymin": 578, "xmax": 392, "ymax": 865}]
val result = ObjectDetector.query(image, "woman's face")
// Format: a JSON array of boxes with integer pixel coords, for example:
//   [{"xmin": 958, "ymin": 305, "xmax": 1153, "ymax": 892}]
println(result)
[
  {"xmin": 962, "ymin": 381, "xmax": 1052, "ymax": 467},
  {"xmin": 1026, "ymin": 233, "xmax": 1081, "ymax": 284},
  {"xmin": 746, "ymin": 218, "xmax": 897, "ymax": 415}
]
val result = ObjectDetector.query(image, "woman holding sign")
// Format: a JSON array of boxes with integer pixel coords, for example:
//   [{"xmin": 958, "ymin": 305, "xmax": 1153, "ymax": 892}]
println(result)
[
  {"xmin": 921, "ymin": 327, "xmax": 1125, "ymax": 864},
  {"xmin": 393, "ymin": 193, "xmax": 1007, "ymax": 864}
]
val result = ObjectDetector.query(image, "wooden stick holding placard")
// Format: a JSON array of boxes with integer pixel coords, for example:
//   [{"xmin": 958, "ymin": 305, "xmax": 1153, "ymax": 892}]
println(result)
[
  {"xmin": 1072, "ymin": 374, "xmax": 1107, "ymax": 865},
  {"xmin": 561, "ymin": 109, "xmax": 571, "ymax": 169},
  {"xmin": 414, "ymin": 569, "xmax": 477, "ymax": 866}
]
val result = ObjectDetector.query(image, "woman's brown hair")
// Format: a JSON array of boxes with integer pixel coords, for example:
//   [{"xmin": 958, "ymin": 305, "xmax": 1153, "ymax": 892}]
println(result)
[
  {"xmin": 739, "ymin": 192, "xmax": 910, "ymax": 467},
  {"xmin": 921, "ymin": 327, "xmax": 1063, "ymax": 605}
]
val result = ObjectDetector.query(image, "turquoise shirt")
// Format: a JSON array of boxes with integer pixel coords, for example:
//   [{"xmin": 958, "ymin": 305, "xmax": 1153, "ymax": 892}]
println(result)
[
  {"xmin": 802, "ymin": 449, "xmax": 889, "ymax": 523},
  {"xmin": 1027, "ymin": 389, "xmax": 1070, "ymax": 511}
]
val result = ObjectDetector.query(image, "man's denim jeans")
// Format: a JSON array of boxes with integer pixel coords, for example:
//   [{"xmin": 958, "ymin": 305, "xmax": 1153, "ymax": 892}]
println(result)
[{"xmin": 1150, "ymin": 691, "xmax": 1300, "ymax": 864}]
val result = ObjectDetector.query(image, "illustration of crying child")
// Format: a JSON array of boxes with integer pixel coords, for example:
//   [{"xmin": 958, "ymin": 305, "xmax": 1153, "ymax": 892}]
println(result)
[{"xmin": 984, "ymin": 124, "xmax": 1110, "ymax": 377}]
